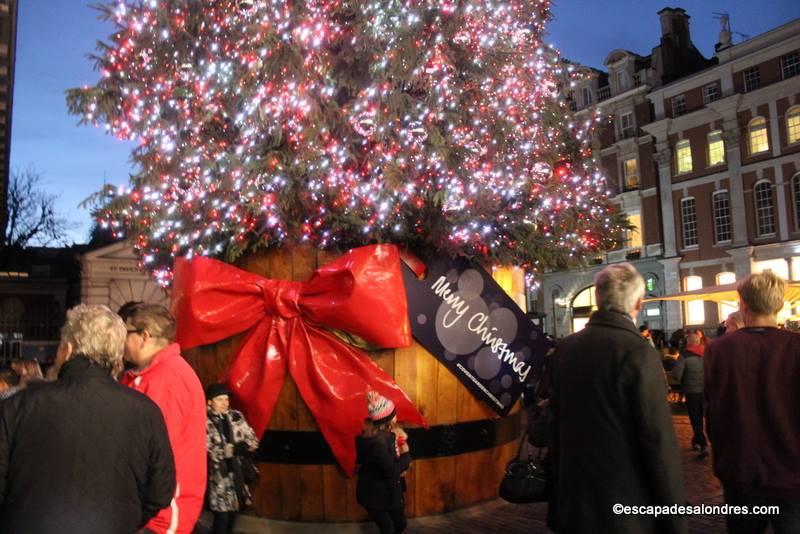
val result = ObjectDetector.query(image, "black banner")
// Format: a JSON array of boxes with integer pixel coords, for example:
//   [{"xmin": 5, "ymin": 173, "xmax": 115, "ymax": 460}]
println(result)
[{"xmin": 403, "ymin": 256, "xmax": 550, "ymax": 416}]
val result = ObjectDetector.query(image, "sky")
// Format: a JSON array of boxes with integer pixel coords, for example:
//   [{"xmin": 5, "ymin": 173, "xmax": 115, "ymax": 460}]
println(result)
[{"xmin": 9, "ymin": 0, "xmax": 800, "ymax": 244}]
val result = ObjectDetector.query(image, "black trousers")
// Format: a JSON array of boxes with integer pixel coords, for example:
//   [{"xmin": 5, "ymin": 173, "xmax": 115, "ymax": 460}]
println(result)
[
  {"xmin": 212, "ymin": 511, "xmax": 237, "ymax": 534},
  {"xmin": 685, "ymin": 392, "xmax": 707, "ymax": 448},
  {"xmin": 367, "ymin": 507, "xmax": 407, "ymax": 534}
]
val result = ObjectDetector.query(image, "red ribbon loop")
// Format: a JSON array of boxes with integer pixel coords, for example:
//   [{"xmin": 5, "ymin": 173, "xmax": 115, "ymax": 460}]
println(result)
[{"xmin": 172, "ymin": 244, "xmax": 427, "ymax": 475}]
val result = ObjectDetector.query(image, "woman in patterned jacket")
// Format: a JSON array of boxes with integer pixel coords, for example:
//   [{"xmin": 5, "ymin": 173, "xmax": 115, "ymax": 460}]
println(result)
[{"xmin": 205, "ymin": 383, "xmax": 260, "ymax": 534}]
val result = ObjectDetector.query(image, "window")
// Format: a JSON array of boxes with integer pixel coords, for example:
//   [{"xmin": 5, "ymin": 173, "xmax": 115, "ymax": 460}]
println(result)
[
  {"xmin": 782, "ymin": 52, "xmax": 800, "ymax": 80},
  {"xmin": 676, "ymin": 139, "xmax": 693, "ymax": 174},
  {"xmin": 616, "ymin": 71, "xmax": 627, "ymax": 92},
  {"xmin": 672, "ymin": 94, "xmax": 686, "ymax": 117},
  {"xmin": 620, "ymin": 112, "xmax": 634, "ymax": 138},
  {"xmin": 581, "ymin": 87, "xmax": 592, "ymax": 106},
  {"xmin": 703, "ymin": 84, "xmax": 720, "ymax": 104},
  {"xmin": 787, "ymin": 106, "xmax": 800, "ymax": 145},
  {"xmin": 684, "ymin": 275, "xmax": 705, "ymax": 325},
  {"xmin": 681, "ymin": 197, "xmax": 698, "ymax": 248},
  {"xmin": 743, "ymin": 67, "xmax": 760, "ymax": 92},
  {"xmin": 754, "ymin": 180, "xmax": 775, "ymax": 237},
  {"xmin": 716, "ymin": 272, "xmax": 738, "ymax": 321},
  {"xmin": 707, "ymin": 130, "xmax": 725, "ymax": 166},
  {"xmin": 625, "ymin": 212, "xmax": 642, "ymax": 250},
  {"xmin": 623, "ymin": 157, "xmax": 638, "ymax": 189},
  {"xmin": 712, "ymin": 190, "xmax": 732, "ymax": 243},
  {"xmin": 792, "ymin": 172, "xmax": 800, "ymax": 231},
  {"xmin": 748, "ymin": 117, "xmax": 770, "ymax": 155}
]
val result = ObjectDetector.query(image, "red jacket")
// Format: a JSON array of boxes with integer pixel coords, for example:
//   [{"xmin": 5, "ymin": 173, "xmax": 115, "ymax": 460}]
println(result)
[{"xmin": 122, "ymin": 343, "xmax": 207, "ymax": 533}]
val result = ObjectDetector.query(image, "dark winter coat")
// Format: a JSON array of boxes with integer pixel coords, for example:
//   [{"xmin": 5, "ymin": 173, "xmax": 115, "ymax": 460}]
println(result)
[
  {"xmin": 206, "ymin": 408, "xmax": 259, "ymax": 512},
  {"xmin": 356, "ymin": 431, "xmax": 411, "ymax": 511},
  {"xmin": 550, "ymin": 310, "xmax": 687, "ymax": 534},
  {"xmin": 672, "ymin": 347, "xmax": 704, "ymax": 394},
  {"xmin": 0, "ymin": 356, "xmax": 176, "ymax": 534},
  {"xmin": 705, "ymin": 327, "xmax": 800, "ymax": 499}
]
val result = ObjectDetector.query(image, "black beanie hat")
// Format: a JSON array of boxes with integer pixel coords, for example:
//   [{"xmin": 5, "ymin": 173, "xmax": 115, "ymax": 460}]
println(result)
[{"xmin": 205, "ymin": 383, "xmax": 232, "ymax": 400}]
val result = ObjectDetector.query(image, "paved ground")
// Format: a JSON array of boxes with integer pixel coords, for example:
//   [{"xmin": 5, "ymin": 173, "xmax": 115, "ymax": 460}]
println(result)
[{"xmin": 202, "ymin": 412, "xmax": 727, "ymax": 533}]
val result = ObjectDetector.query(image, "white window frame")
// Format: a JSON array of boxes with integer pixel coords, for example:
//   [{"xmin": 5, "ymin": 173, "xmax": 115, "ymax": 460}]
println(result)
[
  {"xmin": 743, "ymin": 67, "xmax": 760, "ymax": 92},
  {"xmin": 782, "ymin": 52, "xmax": 800, "ymax": 80},
  {"xmin": 620, "ymin": 112, "xmax": 635, "ymax": 138},
  {"xmin": 681, "ymin": 197, "xmax": 698, "ymax": 249},
  {"xmin": 712, "ymin": 190, "xmax": 732, "ymax": 244},
  {"xmin": 684, "ymin": 275, "xmax": 705, "ymax": 325},
  {"xmin": 703, "ymin": 84, "xmax": 719, "ymax": 105},
  {"xmin": 707, "ymin": 130, "xmax": 725, "ymax": 166},
  {"xmin": 616, "ymin": 71, "xmax": 627, "ymax": 93},
  {"xmin": 672, "ymin": 94, "xmax": 687, "ymax": 117},
  {"xmin": 622, "ymin": 157, "xmax": 638, "ymax": 190},
  {"xmin": 748, "ymin": 116, "xmax": 770, "ymax": 155},
  {"xmin": 581, "ymin": 87, "xmax": 592, "ymax": 107},
  {"xmin": 754, "ymin": 180, "xmax": 776, "ymax": 237},
  {"xmin": 787, "ymin": 106, "xmax": 800, "ymax": 145},
  {"xmin": 676, "ymin": 139, "xmax": 693, "ymax": 174}
]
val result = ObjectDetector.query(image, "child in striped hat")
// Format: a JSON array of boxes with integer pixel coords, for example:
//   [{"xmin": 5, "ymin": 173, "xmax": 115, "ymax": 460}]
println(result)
[{"xmin": 356, "ymin": 390, "xmax": 411, "ymax": 533}]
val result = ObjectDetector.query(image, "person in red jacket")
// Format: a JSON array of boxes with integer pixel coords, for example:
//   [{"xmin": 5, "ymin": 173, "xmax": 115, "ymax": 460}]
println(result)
[{"xmin": 120, "ymin": 303, "xmax": 207, "ymax": 534}]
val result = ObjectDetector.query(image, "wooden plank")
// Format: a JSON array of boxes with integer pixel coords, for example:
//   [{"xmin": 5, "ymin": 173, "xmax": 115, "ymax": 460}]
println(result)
[
  {"xmin": 291, "ymin": 243, "xmax": 317, "ymax": 281},
  {"xmin": 346, "ymin": 471, "xmax": 368, "ymax": 521},
  {"xmin": 269, "ymin": 375, "xmax": 298, "ymax": 430},
  {"xmin": 403, "ymin": 456, "xmax": 417, "ymax": 518},
  {"xmin": 251, "ymin": 463, "xmax": 282, "ymax": 518},
  {"xmin": 454, "ymin": 449, "xmax": 487, "ymax": 507},
  {"xmin": 415, "ymin": 343, "xmax": 438, "ymax": 424},
  {"xmin": 278, "ymin": 464, "xmax": 302, "ymax": 520},
  {"xmin": 322, "ymin": 465, "xmax": 349, "ymax": 522},
  {"xmin": 298, "ymin": 465, "xmax": 325, "ymax": 521},
  {"xmin": 435, "ymin": 357, "xmax": 458, "ymax": 424},
  {"xmin": 413, "ymin": 456, "xmax": 456, "ymax": 515},
  {"xmin": 393, "ymin": 345, "xmax": 418, "ymax": 408}
]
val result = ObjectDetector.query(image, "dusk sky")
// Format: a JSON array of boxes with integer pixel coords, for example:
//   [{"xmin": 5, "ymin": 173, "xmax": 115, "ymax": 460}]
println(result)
[{"xmin": 9, "ymin": 0, "xmax": 800, "ymax": 243}]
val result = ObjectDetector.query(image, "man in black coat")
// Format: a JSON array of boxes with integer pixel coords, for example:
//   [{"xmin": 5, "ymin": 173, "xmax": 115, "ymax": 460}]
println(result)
[
  {"xmin": 0, "ymin": 304, "xmax": 176, "ymax": 534},
  {"xmin": 550, "ymin": 263, "xmax": 686, "ymax": 534}
]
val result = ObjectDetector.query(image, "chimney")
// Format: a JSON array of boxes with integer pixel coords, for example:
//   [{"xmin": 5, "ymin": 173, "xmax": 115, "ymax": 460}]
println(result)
[{"xmin": 658, "ymin": 7, "xmax": 691, "ymax": 48}]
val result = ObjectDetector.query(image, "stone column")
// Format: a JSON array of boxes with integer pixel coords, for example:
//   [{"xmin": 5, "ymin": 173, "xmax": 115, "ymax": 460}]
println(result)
[
  {"xmin": 654, "ymin": 144, "xmax": 677, "ymax": 257},
  {"xmin": 658, "ymin": 256, "xmax": 683, "ymax": 333},
  {"xmin": 722, "ymin": 126, "xmax": 748, "ymax": 246}
]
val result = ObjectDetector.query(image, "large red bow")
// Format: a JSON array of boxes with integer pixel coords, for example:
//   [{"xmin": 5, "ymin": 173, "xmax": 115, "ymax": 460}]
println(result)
[{"xmin": 172, "ymin": 244, "xmax": 427, "ymax": 475}]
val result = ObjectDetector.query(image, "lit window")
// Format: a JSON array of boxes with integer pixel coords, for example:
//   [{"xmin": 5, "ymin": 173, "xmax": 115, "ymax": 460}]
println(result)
[
  {"xmin": 676, "ymin": 139, "xmax": 693, "ymax": 174},
  {"xmin": 707, "ymin": 130, "xmax": 725, "ymax": 166},
  {"xmin": 672, "ymin": 94, "xmax": 686, "ymax": 116},
  {"xmin": 684, "ymin": 275, "xmax": 705, "ymax": 325},
  {"xmin": 681, "ymin": 197, "xmax": 698, "ymax": 248},
  {"xmin": 793, "ymin": 173, "xmax": 800, "ymax": 231},
  {"xmin": 703, "ymin": 84, "xmax": 720, "ymax": 104},
  {"xmin": 782, "ymin": 52, "xmax": 800, "ymax": 80},
  {"xmin": 787, "ymin": 106, "xmax": 800, "ymax": 145},
  {"xmin": 623, "ymin": 157, "xmax": 638, "ymax": 189},
  {"xmin": 712, "ymin": 190, "xmax": 732, "ymax": 243},
  {"xmin": 748, "ymin": 117, "xmax": 769, "ymax": 155},
  {"xmin": 754, "ymin": 181, "xmax": 775, "ymax": 237},
  {"xmin": 743, "ymin": 67, "xmax": 760, "ymax": 92},
  {"xmin": 625, "ymin": 212, "xmax": 642, "ymax": 250},
  {"xmin": 716, "ymin": 272, "xmax": 738, "ymax": 321},
  {"xmin": 620, "ymin": 112, "xmax": 635, "ymax": 138}
]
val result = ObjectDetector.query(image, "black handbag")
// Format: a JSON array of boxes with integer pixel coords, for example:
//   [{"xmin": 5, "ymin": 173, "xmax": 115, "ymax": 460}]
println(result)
[{"xmin": 499, "ymin": 432, "xmax": 548, "ymax": 504}]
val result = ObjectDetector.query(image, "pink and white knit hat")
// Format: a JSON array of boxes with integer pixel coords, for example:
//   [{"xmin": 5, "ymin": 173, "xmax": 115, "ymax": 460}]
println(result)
[{"xmin": 366, "ymin": 390, "xmax": 396, "ymax": 425}]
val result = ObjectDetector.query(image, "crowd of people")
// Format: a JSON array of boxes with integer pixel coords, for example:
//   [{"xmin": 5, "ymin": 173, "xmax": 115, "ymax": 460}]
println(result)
[
  {"xmin": 0, "ymin": 266, "xmax": 797, "ymax": 534},
  {"xmin": 532, "ymin": 266, "xmax": 799, "ymax": 534}
]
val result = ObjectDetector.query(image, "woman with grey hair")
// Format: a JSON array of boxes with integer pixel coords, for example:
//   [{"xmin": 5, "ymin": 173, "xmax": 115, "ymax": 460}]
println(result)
[{"xmin": 0, "ymin": 304, "xmax": 176, "ymax": 533}]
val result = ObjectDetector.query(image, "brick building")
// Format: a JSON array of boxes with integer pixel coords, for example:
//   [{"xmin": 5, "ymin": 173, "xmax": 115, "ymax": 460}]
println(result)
[
  {"xmin": 539, "ymin": 9, "xmax": 800, "ymax": 338},
  {"xmin": 0, "ymin": 0, "xmax": 17, "ymax": 240}
]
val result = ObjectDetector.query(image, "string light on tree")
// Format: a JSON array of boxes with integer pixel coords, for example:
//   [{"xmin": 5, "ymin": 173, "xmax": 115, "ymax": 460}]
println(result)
[{"xmin": 67, "ymin": 0, "xmax": 627, "ymax": 286}]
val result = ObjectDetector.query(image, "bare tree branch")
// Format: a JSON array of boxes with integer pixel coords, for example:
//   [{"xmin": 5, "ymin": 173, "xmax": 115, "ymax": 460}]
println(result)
[{"xmin": 2, "ymin": 167, "xmax": 79, "ymax": 248}]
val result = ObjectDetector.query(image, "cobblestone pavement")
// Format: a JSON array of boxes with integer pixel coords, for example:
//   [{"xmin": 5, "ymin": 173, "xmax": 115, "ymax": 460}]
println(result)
[{"xmin": 223, "ymin": 412, "xmax": 729, "ymax": 533}]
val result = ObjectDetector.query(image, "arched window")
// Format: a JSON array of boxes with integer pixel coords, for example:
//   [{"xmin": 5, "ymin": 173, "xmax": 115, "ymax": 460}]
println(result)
[
  {"xmin": 716, "ymin": 272, "xmax": 738, "ymax": 322},
  {"xmin": 754, "ymin": 180, "xmax": 776, "ymax": 237},
  {"xmin": 683, "ymin": 275, "xmax": 704, "ymax": 325},
  {"xmin": 787, "ymin": 106, "xmax": 800, "ymax": 145},
  {"xmin": 792, "ymin": 172, "xmax": 800, "ymax": 231},
  {"xmin": 748, "ymin": 117, "xmax": 770, "ymax": 155},
  {"xmin": 571, "ymin": 286, "xmax": 596, "ymax": 333}
]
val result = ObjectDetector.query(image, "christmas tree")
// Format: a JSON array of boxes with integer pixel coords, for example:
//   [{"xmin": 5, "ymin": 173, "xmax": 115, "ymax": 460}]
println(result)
[{"xmin": 68, "ymin": 0, "xmax": 625, "ymax": 285}]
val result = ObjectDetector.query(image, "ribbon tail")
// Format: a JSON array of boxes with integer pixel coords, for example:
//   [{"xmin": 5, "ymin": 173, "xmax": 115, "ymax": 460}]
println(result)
[
  {"xmin": 287, "ymin": 323, "xmax": 427, "ymax": 476},
  {"xmin": 226, "ymin": 317, "xmax": 287, "ymax": 438}
]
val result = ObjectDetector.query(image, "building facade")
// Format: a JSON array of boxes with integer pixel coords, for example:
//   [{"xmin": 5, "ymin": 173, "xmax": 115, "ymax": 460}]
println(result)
[
  {"xmin": 539, "ymin": 9, "xmax": 800, "ymax": 338},
  {"xmin": 0, "ymin": 0, "xmax": 17, "ymax": 240}
]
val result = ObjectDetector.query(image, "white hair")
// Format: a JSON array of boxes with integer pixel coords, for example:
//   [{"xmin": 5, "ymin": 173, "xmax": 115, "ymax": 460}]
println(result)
[
  {"xmin": 60, "ymin": 304, "xmax": 126, "ymax": 374},
  {"xmin": 594, "ymin": 263, "xmax": 645, "ymax": 315}
]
